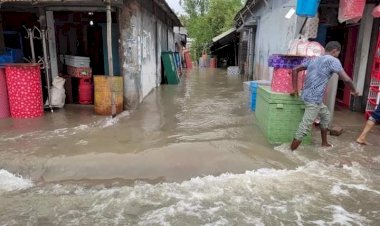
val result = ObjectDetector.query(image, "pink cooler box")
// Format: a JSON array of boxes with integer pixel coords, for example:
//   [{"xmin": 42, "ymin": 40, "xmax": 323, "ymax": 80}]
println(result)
[
  {"xmin": 271, "ymin": 68, "xmax": 306, "ymax": 93},
  {"xmin": 0, "ymin": 68, "xmax": 10, "ymax": 118},
  {"xmin": 5, "ymin": 64, "xmax": 44, "ymax": 119}
]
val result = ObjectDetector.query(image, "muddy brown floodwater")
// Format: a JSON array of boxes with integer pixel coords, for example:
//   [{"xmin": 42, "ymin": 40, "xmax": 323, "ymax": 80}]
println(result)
[{"xmin": 0, "ymin": 69, "xmax": 379, "ymax": 225}]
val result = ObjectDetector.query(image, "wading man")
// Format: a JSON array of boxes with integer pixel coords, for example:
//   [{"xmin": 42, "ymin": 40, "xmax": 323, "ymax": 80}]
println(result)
[{"xmin": 290, "ymin": 41, "xmax": 359, "ymax": 151}]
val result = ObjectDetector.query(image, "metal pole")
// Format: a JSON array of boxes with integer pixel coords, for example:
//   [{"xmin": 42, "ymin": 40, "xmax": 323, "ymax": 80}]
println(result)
[
  {"xmin": 106, "ymin": 3, "xmax": 116, "ymax": 117},
  {"xmin": 29, "ymin": 29, "xmax": 36, "ymax": 63}
]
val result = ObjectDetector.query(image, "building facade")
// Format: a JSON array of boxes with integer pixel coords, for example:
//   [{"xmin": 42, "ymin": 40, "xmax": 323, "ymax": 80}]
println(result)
[
  {"xmin": 0, "ymin": 0, "xmax": 181, "ymax": 110},
  {"xmin": 235, "ymin": 0, "xmax": 380, "ymax": 112}
]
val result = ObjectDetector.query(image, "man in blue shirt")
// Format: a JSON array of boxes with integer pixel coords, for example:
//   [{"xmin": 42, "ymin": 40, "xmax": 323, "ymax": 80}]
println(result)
[{"xmin": 290, "ymin": 41, "xmax": 359, "ymax": 151}]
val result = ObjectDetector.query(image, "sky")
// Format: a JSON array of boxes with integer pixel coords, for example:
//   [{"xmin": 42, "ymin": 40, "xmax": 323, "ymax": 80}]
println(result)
[{"xmin": 166, "ymin": 0, "xmax": 185, "ymax": 15}]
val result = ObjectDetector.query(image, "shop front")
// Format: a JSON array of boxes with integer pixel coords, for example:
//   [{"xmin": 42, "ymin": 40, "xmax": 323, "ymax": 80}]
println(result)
[
  {"xmin": 0, "ymin": 0, "xmax": 127, "ymax": 119},
  {"xmin": 314, "ymin": 0, "xmax": 380, "ymax": 118},
  {"xmin": 235, "ymin": 0, "xmax": 380, "ymax": 116}
]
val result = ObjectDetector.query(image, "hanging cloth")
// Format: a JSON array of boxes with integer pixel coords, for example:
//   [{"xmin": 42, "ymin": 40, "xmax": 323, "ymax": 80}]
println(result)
[
  {"xmin": 338, "ymin": 0, "xmax": 366, "ymax": 23},
  {"xmin": 301, "ymin": 14, "xmax": 319, "ymax": 39},
  {"xmin": 372, "ymin": 5, "xmax": 380, "ymax": 18}
]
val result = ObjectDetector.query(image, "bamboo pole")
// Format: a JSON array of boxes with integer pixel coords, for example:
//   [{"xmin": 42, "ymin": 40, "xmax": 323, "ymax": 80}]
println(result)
[{"xmin": 106, "ymin": 2, "xmax": 116, "ymax": 117}]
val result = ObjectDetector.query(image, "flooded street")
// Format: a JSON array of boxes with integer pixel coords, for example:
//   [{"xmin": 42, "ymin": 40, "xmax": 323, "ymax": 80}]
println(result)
[{"xmin": 1, "ymin": 69, "xmax": 380, "ymax": 225}]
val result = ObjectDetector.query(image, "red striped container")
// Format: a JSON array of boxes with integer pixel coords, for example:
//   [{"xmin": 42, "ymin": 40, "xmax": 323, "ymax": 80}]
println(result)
[
  {"xmin": 5, "ymin": 64, "xmax": 44, "ymax": 119},
  {"xmin": 271, "ymin": 68, "xmax": 306, "ymax": 93},
  {"xmin": 0, "ymin": 67, "xmax": 10, "ymax": 118}
]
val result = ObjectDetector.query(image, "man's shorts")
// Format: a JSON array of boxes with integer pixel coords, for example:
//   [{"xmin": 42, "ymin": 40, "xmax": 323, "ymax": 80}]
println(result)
[{"xmin": 369, "ymin": 104, "xmax": 380, "ymax": 123}]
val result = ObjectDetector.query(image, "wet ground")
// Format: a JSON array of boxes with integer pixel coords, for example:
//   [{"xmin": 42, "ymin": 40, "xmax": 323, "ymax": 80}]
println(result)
[{"xmin": 0, "ymin": 69, "xmax": 379, "ymax": 225}]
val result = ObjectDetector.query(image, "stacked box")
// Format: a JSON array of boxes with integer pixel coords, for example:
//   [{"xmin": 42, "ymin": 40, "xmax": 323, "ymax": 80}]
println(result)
[{"xmin": 255, "ymin": 86, "xmax": 312, "ymax": 144}]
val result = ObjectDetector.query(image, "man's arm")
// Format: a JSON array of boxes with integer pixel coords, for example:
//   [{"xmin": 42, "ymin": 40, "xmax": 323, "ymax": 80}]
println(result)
[
  {"xmin": 291, "ymin": 65, "xmax": 307, "ymax": 96},
  {"xmin": 337, "ymin": 70, "xmax": 359, "ymax": 95}
]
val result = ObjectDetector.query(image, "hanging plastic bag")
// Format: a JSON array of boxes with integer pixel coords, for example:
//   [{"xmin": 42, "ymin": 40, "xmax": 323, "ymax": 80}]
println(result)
[
  {"xmin": 372, "ymin": 5, "xmax": 380, "ymax": 18},
  {"xmin": 289, "ymin": 35, "xmax": 307, "ymax": 55},
  {"xmin": 338, "ymin": 0, "xmax": 365, "ymax": 23},
  {"xmin": 289, "ymin": 36, "xmax": 324, "ymax": 57},
  {"xmin": 297, "ymin": 41, "xmax": 324, "ymax": 56}
]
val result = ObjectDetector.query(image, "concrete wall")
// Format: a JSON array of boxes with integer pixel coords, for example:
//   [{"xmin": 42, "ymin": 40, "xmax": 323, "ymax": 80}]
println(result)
[
  {"xmin": 168, "ymin": 29, "xmax": 175, "ymax": 51},
  {"xmin": 243, "ymin": 0, "xmax": 299, "ymax": 80},
  {"xmin": 140, "ymin": 7, "xmax": 157, "ymax": 99},
  {"xmin": 120, "ymin": 1, "xmax": 142, "ymax": 109},
  {"xmin": 119, "ymin": 0, "xmax": 175, "ymax": 109}
]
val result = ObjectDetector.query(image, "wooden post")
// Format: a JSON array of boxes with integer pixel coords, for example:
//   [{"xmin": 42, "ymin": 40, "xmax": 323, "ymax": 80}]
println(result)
[
  {"xmin": 0, "ymin": 14, "xmax": 5, "ymax": 54},
  {"xmin": 46, "ymin": 11, "xmax": 59, "ymax": 80},
  {"xmin": 353, "ymin": 4, "xmax": 375, "ymax": 96}
]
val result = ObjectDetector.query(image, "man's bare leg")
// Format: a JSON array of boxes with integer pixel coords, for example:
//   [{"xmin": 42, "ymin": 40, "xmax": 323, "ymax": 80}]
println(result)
[
  {"xmin": 321, "ymin": 128, "xmax": 332, "ymax": 147},
  {"xmin": 356, "ymin": 120, "xmax": 375, "ymax": 145}
]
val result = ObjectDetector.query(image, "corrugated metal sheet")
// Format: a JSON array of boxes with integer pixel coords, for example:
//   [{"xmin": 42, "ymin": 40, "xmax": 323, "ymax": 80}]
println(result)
[{"xmin": 0, "ymin": 0, "xmax": 123, "ymax": 7}]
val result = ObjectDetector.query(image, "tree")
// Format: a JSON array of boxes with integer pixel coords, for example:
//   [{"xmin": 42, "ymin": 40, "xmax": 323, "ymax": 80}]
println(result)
[
  {"xmin": 180, "ymin": 0, "xmax": 209, "ymax": 17},
  {"xmin": 180, "ymin": 0, "xmax": 243, "ymax": 60}
]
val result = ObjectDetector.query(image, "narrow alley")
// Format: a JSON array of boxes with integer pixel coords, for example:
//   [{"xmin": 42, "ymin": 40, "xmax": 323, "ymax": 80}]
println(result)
[{"xmin": 1, "ymin": 69, "xmax": 379, "ymax": 225}]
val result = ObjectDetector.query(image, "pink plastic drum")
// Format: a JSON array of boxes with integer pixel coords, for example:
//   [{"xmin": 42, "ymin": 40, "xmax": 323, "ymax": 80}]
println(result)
[
  {"xmin": 5, "ymin": 64, "xmax": 44, "ymax": 119},
  {"xmin": 0, "ymin": 68, "xmax": 10, "ymax": 118}
]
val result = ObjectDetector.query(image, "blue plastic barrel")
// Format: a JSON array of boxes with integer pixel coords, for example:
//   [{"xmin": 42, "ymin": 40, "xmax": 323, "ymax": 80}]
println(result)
[{"xmin": 296, "ymin": 0, "xmax": 320, "ymax": 17}]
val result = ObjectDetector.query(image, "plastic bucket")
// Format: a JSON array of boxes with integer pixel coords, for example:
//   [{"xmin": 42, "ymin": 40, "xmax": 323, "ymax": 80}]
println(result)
[{"xmin": 296, "ymin": 0, "xmax": 320, "ymax": 17}]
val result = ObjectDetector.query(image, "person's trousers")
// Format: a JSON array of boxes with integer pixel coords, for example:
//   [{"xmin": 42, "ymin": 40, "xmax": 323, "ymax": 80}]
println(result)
[{"xmin": 295, "ymin": 102, "xmax": 330, "ymax": 141}]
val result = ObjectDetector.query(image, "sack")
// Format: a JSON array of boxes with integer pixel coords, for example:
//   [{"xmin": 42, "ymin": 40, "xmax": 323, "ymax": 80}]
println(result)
[
  {"xmin": 50, "ymin": 87, "xmax": 66, "ymax": 108},
  {"xmin": 52, "ymin": 76, "xmax": 65, "ymax": 88},
  {"xmin": 289, "ymin": 38, "xmax": 324, "ymax": 56},
  {"xmin": 46, "ymin": 76, "xmax": 66, "ymax": 108},
  {"xmin": 372, "ymin": 5, "xmax": 380, "ymax": 18},
  {"xmin": 338, "ymin": 0, "xmax": 365, "ymax": 23}
]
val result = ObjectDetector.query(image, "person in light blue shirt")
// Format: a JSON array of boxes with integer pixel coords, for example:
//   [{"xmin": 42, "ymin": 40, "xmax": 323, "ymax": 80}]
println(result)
[
  {"xmin": 356, "ymin": 104, "xmax": 380, "ymax": 145},
  {"xmin": 290, "ymin": 41, "xmax": 359, "ymax": 151}
]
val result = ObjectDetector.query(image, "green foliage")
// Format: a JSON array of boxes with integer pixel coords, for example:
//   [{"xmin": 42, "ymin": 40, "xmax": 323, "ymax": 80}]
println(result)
[
  {"xmin": 181, "ymin": 0, "xmax": 243, "ymax": 60},
  {"xmin": 180, "ymin": 0, "xmax": 209, "ymax": 17}
]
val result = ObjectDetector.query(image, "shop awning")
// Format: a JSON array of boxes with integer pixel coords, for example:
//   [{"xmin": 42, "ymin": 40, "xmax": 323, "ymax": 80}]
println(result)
[{"xmin": 212, "ymin": 28, "xmax": 237, "ymax": 43}]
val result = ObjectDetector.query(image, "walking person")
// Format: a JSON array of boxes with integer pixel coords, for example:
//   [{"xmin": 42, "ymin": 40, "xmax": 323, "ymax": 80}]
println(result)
[
  {"xmin": 290, "ymin": 41, "xmax": 359, "ymax": 151},
  {"xmin": 356, "ymin": 104, "xmax": 380, "ymax": 145}
]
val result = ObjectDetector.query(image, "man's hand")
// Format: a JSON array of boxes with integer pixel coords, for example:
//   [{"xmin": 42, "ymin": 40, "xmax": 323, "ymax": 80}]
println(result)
[
  {"xmin": 351, "ymin": 90, "xmax": 360, "ymax": 96},
  {"xmin": 290, "ymin": 90, "xmax": 299, "ymax": 97}
]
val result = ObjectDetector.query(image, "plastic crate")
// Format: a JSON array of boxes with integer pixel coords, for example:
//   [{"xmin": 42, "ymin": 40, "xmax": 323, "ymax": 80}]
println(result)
[
  {"xmin": 255, "ymin": 86, "xmax": 312, "ymax": 144},
  {"xmin": 64, "ymin": 55, "xmax": 90, "ymax": 67},
  {"xmin": 372, "ymin": 70, "xmax": 380, "ymax": 80},
  {"xmin": 370, "ymin": 77, "xmax": 380, "ymax": 86},
  {"xmin": 366, "ymin": 100, "xmax": 376, "ymax": 111},
  {"xmin": 368, "ymin": 86, "xmax": 379, "ymax": 100},
  {"xmin": 0, "ymin": 48, "xmax": 23, "ymax": 64}
]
